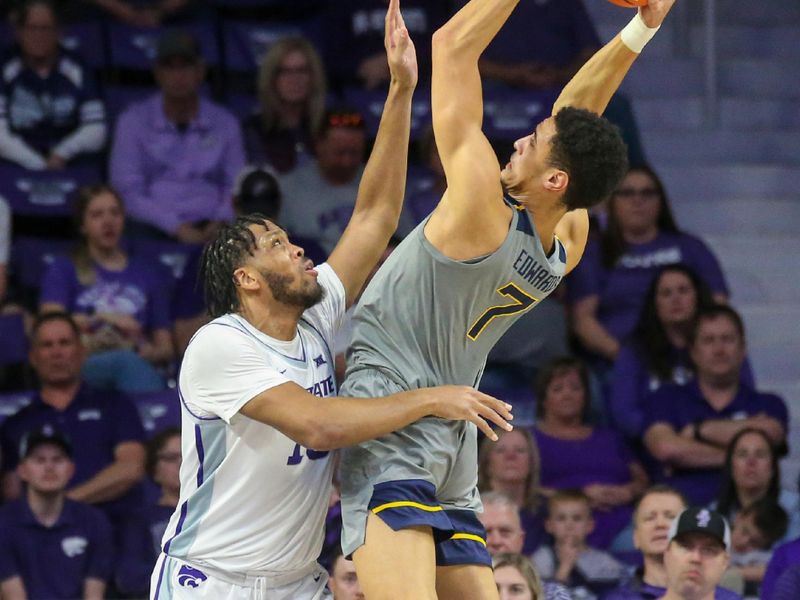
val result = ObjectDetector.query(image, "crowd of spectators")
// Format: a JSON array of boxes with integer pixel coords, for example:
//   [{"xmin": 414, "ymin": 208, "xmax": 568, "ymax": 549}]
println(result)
[{"xmin": 0, "ymin": 1, "xmax": 796, "ymax": 599}]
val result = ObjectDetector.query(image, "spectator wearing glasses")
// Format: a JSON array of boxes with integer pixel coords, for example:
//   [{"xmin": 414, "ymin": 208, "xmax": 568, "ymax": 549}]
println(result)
[
  {"xmin": 115, "ymin": 427, "xmax": 181, "ymax": 598},
  {"xmin": 567, "ymin": 165, "xmax": 728, "ymax": 370},
  {"xmin": 0, "ymin": 0, "xmax": 106, "ymax": 170},
  {"xmin": 243, "ymin": 36, "xmax": 328, "ymax": 174}
]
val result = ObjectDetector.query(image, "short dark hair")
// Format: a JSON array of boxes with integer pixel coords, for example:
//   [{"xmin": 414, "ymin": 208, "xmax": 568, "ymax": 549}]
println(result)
[
  {"xmin": 739, "ymin": 498, "xmax": 788, "ymax": 550},
  {"xmin": 31, "ymin": 311, "xmax": 81, "ymax": 342},
  {"xmin": 145, "ymin": 427, "xmax": 181, "ymax": 479},
  {"xmin": 549, "ymin": 106, "xmax": 629, "ymax": 212},
  {"xmin": 14, "ymin": 0, "xmax": 60, "ymax": 27},
  {"xmin": 533, "ymin": 356, "xmax": 591, "ymax": 421},
  {"xmin": 689, "ymin": 304, "xmax": 746, "ymax": 347},
  {"xmin": 200, "ymin": 214, "xmax": 272, "ymax": 318},
  {"xmin": 633, "ymin": 484, "xmax": 688, "ymax": 522},
  {"xmin": 548, "ymin": 488, "xmax": 591, "ymax": 512}
]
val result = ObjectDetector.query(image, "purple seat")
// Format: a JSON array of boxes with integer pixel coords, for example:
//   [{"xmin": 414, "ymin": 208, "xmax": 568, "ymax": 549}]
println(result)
[
  {"xmin": 132, "ymin": 388, "xmax": 181, "ymax": 438},
  {"xmin": 225, "ymin": 92, "xmax": 258, "ymax": 120},
  {"xmin": 0, "ymin": 163, "xmax": 102, "ymax": 217},
  {"xmin": 0, "ymin": 391, "xmax": 35, "ymax": 426},
  {"xmin": 0, "ymin": 314, "xmax": 28, "ymax": 365},
  {"xmin": 9, "ymin": 237, "xmax": 72, "ymax": 292},
  {"xmin": 482, "ymin": 89, "xmax": 559, "ymax": 142},
  {"xmin": 341, "ymin": 87, "xmax": 432, "ymax": 141},
  {"xmin": 61, "ymin": 22, "xmax": 107, "ymax": 69},
  {"xmin": 104, "ymin": 86, "xmax": 154, "ymax": 123},
  {"xmin": 127, "ymin": 238, "xmax": 202, "ymax": 281},
  {"xmin": 222, "ymin": 20, "xmax": 322, "ymax": 73},
  {"xmin": 108, "ymin": 22, "xmax": 219, "ymax": 70}
]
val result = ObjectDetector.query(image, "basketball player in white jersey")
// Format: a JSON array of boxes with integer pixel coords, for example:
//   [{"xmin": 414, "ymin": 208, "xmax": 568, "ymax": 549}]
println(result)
[{"xmin": 149, "ymin": 3, "xmax": 513, "ymax": 599}]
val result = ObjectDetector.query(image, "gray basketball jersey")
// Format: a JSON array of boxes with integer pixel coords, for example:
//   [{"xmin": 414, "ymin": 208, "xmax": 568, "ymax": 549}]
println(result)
[{"xmin": 345, "ymin": 196, "xmax": 567, "ymax": 389}]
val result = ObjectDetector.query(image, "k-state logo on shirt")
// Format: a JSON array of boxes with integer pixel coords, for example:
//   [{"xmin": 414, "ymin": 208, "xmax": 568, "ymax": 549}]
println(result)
[
  {"xmin": 62, "ymin": 536, "xmax": 88, "ymax": 557},
  {"xmin": 177, "ymin": 565, "xmax": 208, "ymax": 588},
  {"xmin": 78, "ymin": 410, "xmax": 102, "ymax": 421}
]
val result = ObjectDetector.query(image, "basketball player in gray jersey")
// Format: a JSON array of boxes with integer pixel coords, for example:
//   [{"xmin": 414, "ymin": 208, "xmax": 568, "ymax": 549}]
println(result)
[{"xmin": 339, "ymin": 0, "xmax": 679, "ymax": 599}]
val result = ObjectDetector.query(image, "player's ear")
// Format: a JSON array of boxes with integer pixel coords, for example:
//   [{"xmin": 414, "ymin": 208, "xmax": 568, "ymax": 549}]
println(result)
[
  {"xmin": 233, "ymin": 266, "xmax": 259, "ymax": 291},
  {"xmin": 543, "ymin": 168, "xmax": 568, "ymax": 194}
]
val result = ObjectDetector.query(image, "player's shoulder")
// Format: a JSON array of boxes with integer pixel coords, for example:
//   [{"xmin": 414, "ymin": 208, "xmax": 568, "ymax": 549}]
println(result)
[{"xmin": 185, "ymin": 315, "xmax": 253, "ymax": 355}]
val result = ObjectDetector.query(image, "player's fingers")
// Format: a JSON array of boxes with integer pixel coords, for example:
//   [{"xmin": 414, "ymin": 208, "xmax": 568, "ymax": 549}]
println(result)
[
  {"xmin": 475, "ymin": 402, "xmax": 513, "ymax": 433},
  {"xmin": 474, "ymin": 392, "xmax": 513, "ymax": 421},
  {"xmin": 472, "ymin": 414, "xmax": 498, "ymax": 441}
]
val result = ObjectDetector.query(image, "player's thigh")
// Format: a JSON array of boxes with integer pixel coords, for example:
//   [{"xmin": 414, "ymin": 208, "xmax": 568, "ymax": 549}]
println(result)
[
  {"xmin": 352, "ymin": 512, "xmax": 438, "ymax": 600},
  {"xmin": 436, "ymin": 564, "xmax": 499, "ymax": 600}
]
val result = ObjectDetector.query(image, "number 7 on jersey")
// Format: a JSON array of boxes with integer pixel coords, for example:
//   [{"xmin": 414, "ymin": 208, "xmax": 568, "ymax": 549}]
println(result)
[{"xmin": 467, "ymin": 282, "xmax": 538, "ymax": 341}]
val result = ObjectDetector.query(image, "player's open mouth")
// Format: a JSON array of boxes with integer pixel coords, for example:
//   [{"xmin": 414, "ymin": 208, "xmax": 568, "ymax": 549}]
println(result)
[{"xmin": 304, "ymin": 261, "xmax": 318, "ymax": 277}]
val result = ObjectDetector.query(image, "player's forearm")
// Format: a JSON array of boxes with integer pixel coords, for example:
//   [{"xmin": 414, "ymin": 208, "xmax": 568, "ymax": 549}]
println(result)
[
  {"xmin": 432, "ymin": 0, "xmax": 519, "ymax": 63},
  {"xmin": 353, "ymin": 81, "xmax": 414, "ymax": 231},
  {"xmin": 299, "ymin": 390, "xmax": 438, "ymax": 451},
  {"xmin": 552, "ymin": 35, "xmax": 638, "ymax": 116},
  {"xmin": 67, "ymin": 460, "xmax": 145, "ymax": 504}
]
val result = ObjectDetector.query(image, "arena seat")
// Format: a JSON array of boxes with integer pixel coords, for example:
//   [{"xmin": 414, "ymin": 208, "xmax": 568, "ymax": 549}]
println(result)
[
  {"xmin": 0, "ymin": 163, "xmax": 101, "ymax": 217},
  {"xmin": 107, "ymin": 22, "xmax": 219, "ymax": 71},
  {"xmin": 341, "ymin": 87, "xmax": 432, "ymax": 141},
  {"xmin": 0, "ymin": 391, "xmax": 35, "ymax": 427},
  {"xmin": 9, "ymin": 236, "xmax": 72, "ymax": 293},
  {"xmin": 132, "ymin": 388, "xmax": 181, "ymax": 438},
  {"xmin": 127, "ymin": 238, "xmax": 202, "ymax": 281},
  {"xmin": 481, "ymin": 89, "xmax": 558, "ymax": 143},
  {"xmin": 221, "ymin": 20, "xmax": 321, "ymax": 74},
  {"xmin": 0, "ymin": 314, "xmax": 28, "ymax": 366},
  {"xmin": 61, "ymin": 21, "xmax": 107, "ymax": 69}
]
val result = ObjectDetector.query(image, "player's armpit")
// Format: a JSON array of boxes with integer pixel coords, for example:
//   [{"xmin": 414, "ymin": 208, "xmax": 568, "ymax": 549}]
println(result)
[{"xmin": 554, "ymin": 209, "xmax": 589, "ymax": 274}]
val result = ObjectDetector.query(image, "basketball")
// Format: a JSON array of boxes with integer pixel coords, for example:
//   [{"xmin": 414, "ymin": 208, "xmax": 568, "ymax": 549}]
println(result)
[{"xmin": 607, "ymin": 0, "xmax": 648, "ymax": 7}]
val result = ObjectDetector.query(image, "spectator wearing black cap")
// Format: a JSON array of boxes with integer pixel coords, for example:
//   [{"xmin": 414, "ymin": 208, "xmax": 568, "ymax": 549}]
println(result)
[
  {"xmin": 661, "ymin": 507, "xmax": 742, "ymax": 600},
  {"xmin": 0, "ymin": 428, "xmax": 113, "ymax": 600},
  {"xmin": 172, "ymin": 164, "xmax": 285, "ymax": 355},
  {"xmin": 110, "ymin": 29, "xmax": 245, "ymax": 244}
]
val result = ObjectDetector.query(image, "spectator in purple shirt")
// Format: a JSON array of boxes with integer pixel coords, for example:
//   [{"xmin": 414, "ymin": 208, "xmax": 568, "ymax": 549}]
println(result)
[
  {"xmin": 610, "ymin": 265, "xmax": 754, "ymax": 440},
  {"xmin": 115, "ymin": 427, "xmax": 180, "ymax": 597},
  {"xmin": 40, "ymin": 184, "xmax": 173, "ymax": 393},
  {"xmin": 0, "ymin": 429, "xmax": 113, "ymax": 600},
  {"xmin": 242, "ymin": 36, "xmax": 327, "ymax": 174},
  {"xmin": 770, "ymin": 564, "xmax": 800, "ymax": 600},
  {"xmin": 0, "ymin": 312, "xmax": 147, "ymax": 537},
  {"xmin": 0, "ymin": 0, "xmax": 106, "ymax": 170},
  {"xmin": 568, "ymin": 165, "xmax": 728, "ymax": 371},
  {"xmin": 533, "ymin": 357, "xmax": 649, "ymax": 549},
  {"xmin": 478, "ymin": 429, "xmax": 547, "ymax": 554},
  {"xmin": 82, "ymin": 0, "xmax": 201, "ymax": 27},
  {"xmin": 643, "ymin": 305, "xmax": 787, "ymax": 506},
  {"xmin": 761, "ymin": 537, "xmax": 800, "ymax": 600},
  {"xmin": 110, "ymin": 29, "xmax": 245, "ymax": 243}
]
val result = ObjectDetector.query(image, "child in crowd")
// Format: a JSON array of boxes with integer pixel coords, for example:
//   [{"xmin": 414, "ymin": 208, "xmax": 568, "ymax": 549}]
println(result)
[
  {"xmin": 729, "ymin": 497, "xmax": 788, "ymax": 596},
  {"xmin": 531, "ymin": 489, "xmax": 627, "ymax": 599}
]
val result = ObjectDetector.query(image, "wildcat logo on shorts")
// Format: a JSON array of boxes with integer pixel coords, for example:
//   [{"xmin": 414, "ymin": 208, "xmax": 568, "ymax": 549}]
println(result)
[{"xmin": 177, "ymin": 565, "xmax": 208, "ymax": 588}]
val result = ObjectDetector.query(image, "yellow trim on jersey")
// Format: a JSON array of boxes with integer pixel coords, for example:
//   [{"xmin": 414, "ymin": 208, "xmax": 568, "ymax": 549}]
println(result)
[
  {"xmin": 450, "ymin": 533, "xmax": 487, "ymax": 546},
  {"xmin": 371, "ymin": 501, "xmax": 444, "ymax": 514}
]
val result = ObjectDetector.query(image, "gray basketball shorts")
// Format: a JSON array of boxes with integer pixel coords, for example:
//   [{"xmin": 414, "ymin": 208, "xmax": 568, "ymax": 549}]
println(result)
[{"xmin": 338, "ymin": 367, "xmax": 485, "ymax": 562}]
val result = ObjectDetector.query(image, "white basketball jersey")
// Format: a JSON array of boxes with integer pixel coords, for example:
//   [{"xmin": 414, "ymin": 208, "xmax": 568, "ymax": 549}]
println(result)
[{"xmin": 161, "ymin": 263, "xmax": 345, "ymax": 574}]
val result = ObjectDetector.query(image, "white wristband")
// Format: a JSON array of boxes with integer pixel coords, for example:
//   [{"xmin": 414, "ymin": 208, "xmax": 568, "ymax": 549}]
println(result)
[{"xmin": 620, "ymin": 12, "xmax": 660, "ymax": 54}]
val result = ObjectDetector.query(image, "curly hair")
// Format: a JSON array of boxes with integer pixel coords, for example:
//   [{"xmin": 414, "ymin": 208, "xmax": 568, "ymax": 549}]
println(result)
[
  {"xmin": 200, "ymin": 213, "xmax": 272, "ymax": 319},
  {"xmin": 549, "ymin": 106, "xmax": 629, "ymax": 212}
]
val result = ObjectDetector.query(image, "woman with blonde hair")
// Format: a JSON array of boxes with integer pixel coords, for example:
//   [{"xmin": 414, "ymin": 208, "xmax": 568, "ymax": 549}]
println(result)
[
  {"xmin": 479, "ymin": 428, "xmax": 546, "ymax": 553},
  {"xmin": 242, "ymin": 35, "xmax": 327, "ymax": 173},
  {"xmin": 493, "ymin": 553, "xmax": 571, "ymax": 600},
  {"xmin": 40, "ymin": 184, "xmax": 173, "ymax": 392}
]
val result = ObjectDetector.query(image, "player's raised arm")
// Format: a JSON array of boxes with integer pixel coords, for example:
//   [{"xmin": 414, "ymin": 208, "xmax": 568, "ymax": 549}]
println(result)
[
  {"xmin": 553, "ymin": 0, "xmax": 676, "ymax": 116},
  {"xmin": 327, "ymin": 0, "xmax": 416, "ymax": 307},
  {"xmin": 425, "ymin": 0, "xmax": 519, "ymax": 256}
]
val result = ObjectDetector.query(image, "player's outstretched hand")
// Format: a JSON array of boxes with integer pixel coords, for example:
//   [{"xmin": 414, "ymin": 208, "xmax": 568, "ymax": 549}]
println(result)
[
  {"xmin": 385, "ymin": 0, "xmax": 418, "ymax": 90},
  {"xmin": 639, "ymin": 0, "xmax": 677, "ymax": 28},
  {"xmin": 428, "ymin": 386, "xmax": 513, "ymax": 441}
]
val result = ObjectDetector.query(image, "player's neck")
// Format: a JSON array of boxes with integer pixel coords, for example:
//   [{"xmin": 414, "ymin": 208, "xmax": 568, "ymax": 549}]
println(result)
[
  {"xmin": 239, "ymin": 302, "xmax": 300, "ymax": 342},
  {"xmin": 518, "ymin": 196, "xmax": 564, "ymax": 256}
]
